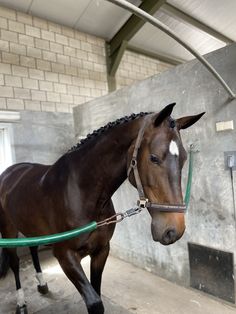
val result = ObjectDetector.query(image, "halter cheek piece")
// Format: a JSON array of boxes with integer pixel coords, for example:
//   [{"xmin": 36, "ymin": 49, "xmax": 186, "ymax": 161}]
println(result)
[{"xmin": 127, "ymin": 119, "xmax": 187, "ymax": 213}]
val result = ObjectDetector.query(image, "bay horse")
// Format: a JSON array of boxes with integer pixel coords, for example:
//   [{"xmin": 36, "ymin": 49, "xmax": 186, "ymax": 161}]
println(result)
[{"xmin": 0, "ymin": 103, "xmax": 204, "ymax": 314}]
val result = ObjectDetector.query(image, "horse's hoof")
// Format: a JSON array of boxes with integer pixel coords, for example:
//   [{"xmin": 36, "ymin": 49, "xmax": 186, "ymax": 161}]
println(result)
[
  {"xmin": 88, "ymin": 301, "xmax": 104, "ymax": 314},
  {"xmin": 37, "ymin": 283, "xmax": 49, "ymax": 295},
  {"xmin": 16, "ymin": 304, "xmax": 28, "ymax": 314}
]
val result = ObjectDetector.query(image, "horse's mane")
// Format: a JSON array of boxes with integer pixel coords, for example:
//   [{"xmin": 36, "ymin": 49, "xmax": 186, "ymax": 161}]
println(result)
[{"xmin": 68, "ymin": 111, "xmax": 151, "ymax": 153}]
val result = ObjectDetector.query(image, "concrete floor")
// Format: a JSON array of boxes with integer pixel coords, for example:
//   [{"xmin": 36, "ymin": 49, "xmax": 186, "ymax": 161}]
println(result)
[{"xmin": 0, "ymin": 250, "xmax": 235, "ymax": 314}]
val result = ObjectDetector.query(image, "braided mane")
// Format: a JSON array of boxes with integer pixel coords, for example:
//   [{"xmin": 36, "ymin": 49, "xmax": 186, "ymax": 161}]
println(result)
[{"xmin": 68, "ymin": 111, "xmax": 151, "ymax": 153}]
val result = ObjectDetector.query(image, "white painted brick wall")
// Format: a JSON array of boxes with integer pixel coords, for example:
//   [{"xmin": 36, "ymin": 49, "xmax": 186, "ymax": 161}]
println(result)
[{"xmin": 0, "ymin": 5, "xmax": 171, "ymax": 113}]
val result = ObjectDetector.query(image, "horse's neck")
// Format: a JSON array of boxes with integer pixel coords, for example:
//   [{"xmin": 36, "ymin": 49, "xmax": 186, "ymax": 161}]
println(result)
[{"xmin": 70, "ymin": 118, "xmax": 142, "ymax": 200}]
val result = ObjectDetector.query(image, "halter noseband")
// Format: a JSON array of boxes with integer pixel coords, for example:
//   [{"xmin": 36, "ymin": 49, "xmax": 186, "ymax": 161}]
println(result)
[{"xmin": 127, "ymin": 118, "xmax": 187, "ymax": 213}]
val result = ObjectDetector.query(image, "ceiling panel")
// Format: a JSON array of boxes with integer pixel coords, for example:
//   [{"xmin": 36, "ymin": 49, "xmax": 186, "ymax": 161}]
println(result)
[
  {"xmin": 29, "ymin": 0, "xmax": 90, "ymax": 28},
  {"xmin": 130, "ymin": 10, "xmax": 225, "ymax": 61},
  {"xmin": 0, "ymin": 0, "xmax": 31, "ymax": 12},
  {"xmin": 168, "ymin": 0, "xmax": 236, "ymax": 42},
  {"xmin": 75, "ymin": 0, "xmax": 141, "ymax": 40}
]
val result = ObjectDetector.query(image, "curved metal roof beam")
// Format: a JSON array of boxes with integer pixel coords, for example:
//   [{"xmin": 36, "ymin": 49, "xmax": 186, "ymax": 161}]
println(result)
[{"xmin": 106, "ymin": 0, "xmax": 235, "ymax": 100}]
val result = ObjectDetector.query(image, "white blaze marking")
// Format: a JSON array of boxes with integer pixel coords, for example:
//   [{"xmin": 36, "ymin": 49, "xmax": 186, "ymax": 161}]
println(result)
[
  {"xmin": 16, "ymin": 288, "xmax": 25, "ymax": 307},
  {"xmin": 169, "ymin": 140, "xmax": 179, "ymax": 156},
  {"xmin": 36, "ymin": 272, "xmax": 46, "ymax": 286}
]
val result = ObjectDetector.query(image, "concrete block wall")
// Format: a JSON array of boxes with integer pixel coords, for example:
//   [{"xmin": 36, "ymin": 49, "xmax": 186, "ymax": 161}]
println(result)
[
  {"xmin": 0, "ymin": 5, "xmax": 107, "ymax": 113},
  {"xmin": 116, "ymin": 49, "xmax": 172, "ymax": 90},
  {"xmin": 0, "ymin": 5, "xmax": 172, "ymax": 113}
]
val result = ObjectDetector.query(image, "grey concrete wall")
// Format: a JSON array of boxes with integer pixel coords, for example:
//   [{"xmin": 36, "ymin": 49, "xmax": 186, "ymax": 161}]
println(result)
[
  {"xmin": 73, "ymin": 44, "xmax": 236, "ymax": 287},
  {"xmin": 11, "ymin": 110, "xmax": 74, "ymax": 164}
]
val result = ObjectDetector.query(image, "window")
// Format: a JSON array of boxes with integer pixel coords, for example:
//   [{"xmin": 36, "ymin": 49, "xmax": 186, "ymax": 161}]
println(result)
[{"xmin": 0, "ymin": 125, "xmax": 13, "ymax": 174}]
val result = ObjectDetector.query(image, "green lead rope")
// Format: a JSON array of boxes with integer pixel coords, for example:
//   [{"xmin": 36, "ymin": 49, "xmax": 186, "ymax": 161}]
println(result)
[
  {"xmin": 184, "ymin": 145, "xmax": 194, "ymax": 208},
  {"xmin": 0, "ymin": 146, "xmax": 194, "ymax": 248}
]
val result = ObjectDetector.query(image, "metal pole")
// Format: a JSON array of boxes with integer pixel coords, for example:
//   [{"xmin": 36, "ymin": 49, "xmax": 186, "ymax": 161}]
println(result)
[{"xmin": 107, "ymin": 0, "xmax": 236, "ymax": 100}]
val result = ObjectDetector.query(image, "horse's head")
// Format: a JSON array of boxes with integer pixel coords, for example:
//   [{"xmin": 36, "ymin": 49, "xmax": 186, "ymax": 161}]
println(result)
[{"xmin": 128, "ymin": 103, "xmax": 205, "ymax": 245}]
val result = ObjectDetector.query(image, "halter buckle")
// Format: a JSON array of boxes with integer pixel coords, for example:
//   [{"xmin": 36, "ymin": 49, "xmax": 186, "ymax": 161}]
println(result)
[{"xmin": 137, "ymin": 198, "xmax": 148, "ymax": 209}]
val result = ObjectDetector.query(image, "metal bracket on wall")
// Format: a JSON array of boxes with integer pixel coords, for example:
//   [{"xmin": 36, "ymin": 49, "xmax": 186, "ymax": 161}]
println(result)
[{"xmin": 106, "ymin": 0, "xmax": 236, "ymax": 100}]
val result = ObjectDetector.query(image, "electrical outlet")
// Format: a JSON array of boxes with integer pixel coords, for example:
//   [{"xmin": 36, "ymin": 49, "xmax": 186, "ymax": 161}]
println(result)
[{"xmin": 224, "ymin": 151, "xmax": 236, "ymax": 170}]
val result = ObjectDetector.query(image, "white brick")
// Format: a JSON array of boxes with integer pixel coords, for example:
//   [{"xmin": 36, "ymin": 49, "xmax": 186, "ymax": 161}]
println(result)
[
  {"xmin": 2, "ymin": 52, "xmax": 19, "ymax": 65},
  {"xmin": 33, "ymin": 17, "xmax": 48, "ymax": 30},
  {"xmin": 54, "ymin": 83, "xmax": 67, "ymax": 94},
  {"xmin": 39, "ymin": 81, "xmax": 53, "ymax": 91},
  {"xmin": 61, "ymin": 93, "xmax": 73, "ymax": 104},
  {"xmin": 25, "ymin": 25, "xmax": 40, "ymax": 38},
  {"xmin": 19, "ymin": 34, "xmax": 34, "ymax": 47},
  {"xmin": 64, "ymin": 46, "xmax": 76, "ymax": 57},
  {"xmin": 48, "ymin": 22, "xmax": 61, "ymax": 34},
  {"xmin": 71, "ymin": 57, "xmax": 82, "ymax": 68},
  {"xmin": 14, "ymin": 87, "xmax": 30, "ymax": 99},
  {"xmin": 35, "ymin": 38, "xmax": 49, "ymax": 50},
  {"xmin": 36, "ymin": 60, "xmax": 51, "ymax": 71},
  {"xmin": 20, "ymin": 56, "xmax": 36, "ymax": 68},
  {"xmin": 9, "ymin": 20, "xmax": 25, "ymax": 33},
  {"xmin": 45, "ymin": 72, "xmax": 58, "ymax": 82},
  {"xmin": 81, "ymin": 42, "xmax": 92, "ymax": 52},
  {"xmin": 5, "ymin": 75, "xmax": 22, "ymax": 87},
  {"xmin": 42, "ymin": 30, "xmax": 55, "ymax": 42},
  {"xmin": 27, "ymin": 47, "xmax": 42, "ymax": 59},
  {"xmin": 50, "ymin": 42, "xmax": 63, "ymax": 54},
  {"xmin": 47, "ymin": 92, "xmax": 60, "ymax": 102},
  {"xmin": 32, "ymin": 90, "xmax": 46, "ymax": 101},
  {"xmin": 23, "ymin": 78, "xmax": 38, "ymax": 90},
  {"xmin": 82, "ymin": 60, "xmax": 94, "ymax": 71},
  {"xmin": 0, "ymin": 6, "xmax": 16, "ymax": 20},
  {"xmin": 12, "ymin": 65, "xmax": 28, "ymax": 77},
  {"xmin": 56, "ymin": 103, "xmax": 69, "ymax": 113},
  {"xmin": 62, "ymin": 26, "xmax": 74, "ymax": 38},
  {"xmin": 7, "ymin": 98, "xmax": 24, "ymax": 110},
  {"xmin": 68, "ymin": 85, "xmax": 80, "ymax": 95},
  {"xmin": 76, "ymin": 50, "xmax": 88, "ymax": 60},
  {"xmin": 10, "ymin": 43, "xmax": 26, "ymax": 56},
  {"xmin": 69, "ymin": 38, "xmax": 80, "ymax": 49},
  {"xmin": 80, "ymin": 87, "xmax": 91, "ymax": 97},
  {"xmin": 88, "ymin": 52, "xmax": 99, "ymax": 63},
  {"xmin": 65, "ymin": 65, "xmax": 77, "ymax": 76},
  {"xmin": 0, "ymin": 74, "xmax": 4, "ymax": 85},
  {"xmin": 51, "ymin": 63, "xmax": 65, "ymax": 74},
  {"xmin": 0, "ymin": 17, "xmax": 7, "ymax": 29},
  {"xmin": 17, "ymin": 12, "xmax": 33, "ymax": 25},
  {"xmin": 1, "ymin": 30, "xmax": 18, "ymax": 43},
  {"xmin": 73, "ymin": 95, "xmax": 86, "ymax": 105},
  {"xmin": 72, "ymin": 76, "xmax": 84, "ymax": 86},
  {"xmin": 25, "ymin": 100, "xmax": 41, "ymax": 111},
  {"xmin": 0, "ymin": 86, "xmax": 13, "ymax": 97},
  {"xmin": 41, "ymin": 101, "xmax": 56, "ymax": 112},
  {"xmin": 43, "ymin": 51, "xmax": 56, "ymax": 62},
  {"xmin": 0, "ymin": 97, "xmax": 6, "ymax": 109},
  {"xmin": 0, "ymin": 39, "xmax": 9, "ymax": 52},
  {"xmin": 57, "ymin": 54, "xmax": 70, "ymax": 65},
  {"xmin": 29, "ymin": 69, "xmax": 44, "ymax": 80},
  {"xmin": 0, "ymin": 63, "xmax": 11, "ymax": 74},
  {"xmin": 55, "ymin": 34, "xmax": 68, "ymax": 45},
  {"xmin": 74, "ymin": 31, "xmax": 86, "ymax": 41},
  {"xmin": 59, "ymin": 74, "xmax": 72, "ymax": 84}
]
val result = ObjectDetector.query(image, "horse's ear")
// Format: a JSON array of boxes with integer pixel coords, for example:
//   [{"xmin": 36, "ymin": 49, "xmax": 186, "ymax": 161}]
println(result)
[
  {"xmin": 154, "ymin": 103, "xmax": 176, "ymax": 127},
  {"xmin": 177, "ymin": 112, "xmax": 205, "ymax": 130}
]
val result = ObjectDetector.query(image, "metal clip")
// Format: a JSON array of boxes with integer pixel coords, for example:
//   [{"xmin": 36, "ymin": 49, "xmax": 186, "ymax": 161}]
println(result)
[
  {"xmin": 137, "ymin": 198, "xmax": 148, "ymax": 209},
  {"xmin": 123, "ymin": 207, "xmax": 143, "ymax": 218}
]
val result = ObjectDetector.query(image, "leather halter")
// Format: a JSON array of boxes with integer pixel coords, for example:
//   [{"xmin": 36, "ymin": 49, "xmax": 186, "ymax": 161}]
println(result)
[{"xmin": 127, "ymin": 118, "xmax": 187, "ymax": 213}]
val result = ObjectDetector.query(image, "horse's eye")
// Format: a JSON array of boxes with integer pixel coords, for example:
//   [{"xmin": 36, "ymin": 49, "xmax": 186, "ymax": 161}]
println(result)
[{"xmin": 150, "ymin": 154, "xmax": 161, "ymax": 165}]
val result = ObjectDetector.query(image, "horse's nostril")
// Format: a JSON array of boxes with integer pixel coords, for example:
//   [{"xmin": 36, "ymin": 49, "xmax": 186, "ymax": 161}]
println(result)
[{"xmin": 161, "ymin": 228, "xmax": 177, "ymax": 245}]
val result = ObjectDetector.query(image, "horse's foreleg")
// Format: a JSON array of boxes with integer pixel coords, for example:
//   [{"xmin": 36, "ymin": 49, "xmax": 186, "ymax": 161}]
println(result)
[
  {"xmin": 53, "ymin": 246, "xmax": 104, "ymax": 314},
  {"xmin": 90, "ymin": 243, "xmax": 110, "ymax": 296},
  {"xmin": 29, "ymin": 246, "xmax": 49, "ymax": 295}
]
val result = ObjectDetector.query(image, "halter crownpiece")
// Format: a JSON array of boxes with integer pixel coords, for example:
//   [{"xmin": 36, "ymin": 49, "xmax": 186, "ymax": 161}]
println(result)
[{"xmin": 127, "ymin": 118, "xmax": 187, "ymax": 214}]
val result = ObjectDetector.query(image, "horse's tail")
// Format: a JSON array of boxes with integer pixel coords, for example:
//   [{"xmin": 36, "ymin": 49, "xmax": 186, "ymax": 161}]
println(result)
[
  {"xmin": 0, "ymin": 248, "xmax": 10, "ymax": 278},
  {"xmin": 0, "ymin": 199, "xmax": 10, "ymax": 279}
]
